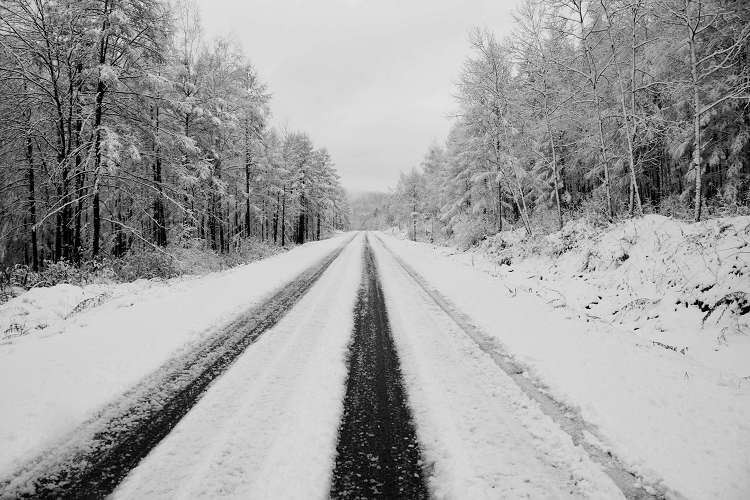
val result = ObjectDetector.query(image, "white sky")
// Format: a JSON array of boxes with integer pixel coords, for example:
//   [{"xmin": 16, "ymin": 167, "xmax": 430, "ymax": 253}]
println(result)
[{"xmin": 198, "ymin": 0, "xmax": 522, "ymax": 193}]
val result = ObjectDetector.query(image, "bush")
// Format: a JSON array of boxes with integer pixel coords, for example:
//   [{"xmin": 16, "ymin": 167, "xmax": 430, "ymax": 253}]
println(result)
[
  {"xmin": 453, "ymin": 217, "xmax": 490, "ymax": 250},
  {"xmin": 703, "ymin": 196, "xmax": 750, "ymax": 218},
  {"xmin": 35, "ymin": 261, "xmax": 86, "ymax": 287},
  {"xmin": 658, "ymin": 194, "xmax": 692, "ymax": 220},
  {"xmin": 0, "ymin": 261, "xmax": 89, "ymax": 304},
  {"xmin": 108, "ymin": 251, "xmax": 180, "ymax": 281},
  {"xmin": 566, "ymin": 191, "xmax": 613, "ymax": 228},
  {"xmin": 0, "ymin": 236, "xmax": 286, "ymax": 305},
  {"xmin": 528, "ymin": 208, "xmax": 564, "ymax": 235}
]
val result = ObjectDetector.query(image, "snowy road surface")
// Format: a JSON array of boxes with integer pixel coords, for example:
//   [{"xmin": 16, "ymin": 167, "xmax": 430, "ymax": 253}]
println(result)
[
  {"xmin": 375, "ymin": 232, "xmax": 750, "ymax": 500},
  {"xmin": 0, "ymin": 234, "xmax": 351, "ymax": 479},
  {"xmin": 369, "ymin": 236, "xmax": 624, "ymax": 499},
  {"xmin": 330, "ymin": 238, "xmax": 428, "ymax": 499},
  {"xmin": 114, "ymin": 234, "xmax": 365, "ymax": 499},
  {"xmin": 1, "ymin": 231, "xmax": 745, "ymax": 499}
]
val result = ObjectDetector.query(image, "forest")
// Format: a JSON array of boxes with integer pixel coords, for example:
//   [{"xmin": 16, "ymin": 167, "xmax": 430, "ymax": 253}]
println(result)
[
  {"xmin": 358, "ymin": 0, "xmax": 750, "ymax": 245},
  {"xmin": 0, "ymin": 0, "xmax": 350, "ymax": 285}
]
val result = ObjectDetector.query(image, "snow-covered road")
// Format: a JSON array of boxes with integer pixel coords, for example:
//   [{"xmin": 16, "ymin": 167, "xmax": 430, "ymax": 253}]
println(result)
[
  {"xmin": 0, "ymin": 234, "xmax": 351, "ymax": 480},
  {"xmin": 112, "ymin": 233, "xmax": 626, "ymax": 499},
  {"xmin": 3, "ymin": 230, "xmax": 739, "ymax": 499},
  {"xmin": 114, "ymin": 234, "xmax": 365, "ymax": 499},
  {"xmin": 369, "ymin": 235, "xmax": 624, "ymax": 499},
  {"xmin": 374, "ymin": 231, "xmax": 750, "ymax": 500}
]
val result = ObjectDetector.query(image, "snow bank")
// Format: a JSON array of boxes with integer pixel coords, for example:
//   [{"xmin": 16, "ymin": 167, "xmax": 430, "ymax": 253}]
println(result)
[
  {"xmin": 478, "ymin": 214, "xmax": 750, "ymax": 376},
  {"xmin": 0, "ymin": 235, "xmax": 349, "ymax": 477},
  {"xmin": 1, "ymin": 281, "xmax": 148, "ymax": 340},
  {"xmin": 378, "ymin": 217, "xmax": 750, "ymax": 500}
]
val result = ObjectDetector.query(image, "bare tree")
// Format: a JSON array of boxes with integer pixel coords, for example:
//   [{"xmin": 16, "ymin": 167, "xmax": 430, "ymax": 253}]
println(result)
[
  {"xmin": 659, "ymin": 0, "xmax": 750, "ymax": 220},
  {"xmin": 558, "ymin": 0, "xmax": 617, "ymax": 219}
]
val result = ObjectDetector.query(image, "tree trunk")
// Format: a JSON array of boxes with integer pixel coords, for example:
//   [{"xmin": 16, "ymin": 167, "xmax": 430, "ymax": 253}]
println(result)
[
  {"xmin": 55, "ymin": 204, "xmax": 62, "ymax": 261},
  {"xmin": 577, "ymin": 7, "xmax": 614, "ymax": 220},
  {"xmin": 73, "ymin": 108, "xmax": 85, "ymax": 263},
  {"xmin": 281, "ymin": 186, "xmax": 286, "ymax": 247},
  {"xmin": 261, "ymin": 195, "xmax": 266, "ymax": 242},
  {"xmin": 595, "ymin": 97, "xmax": 614, "ymax": 220},
  {"xmin": 152, "ymin": 104, "xmax": 167, "ymax": 246},
  {"xmin": 629, "ymin": 4, "xmax": 644, "ymax": 216},
  {"xmin": 497, "ymin": 181, "xmax": 503, "ymax": 232},
  {"xmin": 492, "ymin": 130, "xmax": 504, "ymax": 233},
  {"xmin": 216, "ymin": 159, "xmax": 224, "ymax": 253},
  {"xmin": 544, "ymin": 102, "xmax": 563, "ymax": 230},
  {"xmin": 689, "ymin": 35, "xmax": 703, "ymax": 221},
  {"xmin": 501, "ymin": 125, "xmax": 531, "ymax": 234},
  {"xmin": 91, "ymin": 0, "xmax": 111, "ymax": 258},
  {"xmin": 245, "ymin": 164, "xmax": 252, "ymax": 237},
  {"xmin": 26, "ymin": 130, "xmax": 38, "ymax": 272},
  {"xmin": 273, "ymin": 192, "xmax": 279, "ymax": 244},
  {"xmin": 297, "ymin": 194, "xmax": 306, "ymax": 245},
  {"xmin": 412, "ymin": 199, "xmax": 417, "ymax": 241},
  {"xmin": 512, "ymin": 166, "xmax": 532, "ymax": 236},
  {"xmin": 92, "ymin": 189, "xmax": 101, "ymax": 258},
  {"xmin": 244, "ymin": 122, "xmax": 252, "ymax": 237},
  {"xmin": 219, "ymin": 200, "xmax": 225, "ymax": 253},
  {"xmin": 602, "ymin": 0, "xmax": 642, "ymax": 216}
]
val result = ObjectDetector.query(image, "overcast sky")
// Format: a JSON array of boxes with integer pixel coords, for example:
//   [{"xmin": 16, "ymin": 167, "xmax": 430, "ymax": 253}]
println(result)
[{"xmin": 198, "ymin": 0, "xmax": 521, "ymax": 193}]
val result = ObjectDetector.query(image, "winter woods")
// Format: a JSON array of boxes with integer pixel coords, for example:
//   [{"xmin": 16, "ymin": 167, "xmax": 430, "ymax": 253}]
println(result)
[
  {"xmin": 0, "ymin": 0, "xmax": 349, "ymax": 275},
  {"xmin": 377, "ymin": 0, "xmax": 749, "ymax": 244}
]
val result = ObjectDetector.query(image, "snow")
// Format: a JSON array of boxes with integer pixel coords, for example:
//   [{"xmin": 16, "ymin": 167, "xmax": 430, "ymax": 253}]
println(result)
[
  {"xmin": 0, "ymin": 234, "xmax": 350, "ymax": 478},
  {"xmin": 113, "ymin": 233, "xmax": 364, "ymax": 499},
  {"xmin": 370, "ymin": 235, "xmax": 623, "ymax": 499},
  {"xmin": 476, "ymin": 214, "xmax": 750, "ymax": 375},
  {"xmin": 375, "ymin": 216, "xmax": 750, "ymax": 500},
  {"xmin": 2, "ymin": 219, "xmax": 747, "ymax": 498}
]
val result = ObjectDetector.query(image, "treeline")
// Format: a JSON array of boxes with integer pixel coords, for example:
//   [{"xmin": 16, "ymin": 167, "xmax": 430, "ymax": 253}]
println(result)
[
  {"xmin": 0, "ymin": 0, "xmax": 349, "ymax": 273},
  {"xmin": 378, "ymin": 0, "xmax": 749, "ymax": 242}
]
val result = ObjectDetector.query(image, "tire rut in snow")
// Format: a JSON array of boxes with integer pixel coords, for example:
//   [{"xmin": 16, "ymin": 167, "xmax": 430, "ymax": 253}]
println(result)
[
  {"xmin": 330, "ymin": 236, "xmax": 428, "ymax": 500},
  {"xmin": 372, "ymin": 234, "xmax": 667, "ymax": 500},
  {"xmin": 0, "ymin": 239, "xmax": 352, "ymax": 500}
]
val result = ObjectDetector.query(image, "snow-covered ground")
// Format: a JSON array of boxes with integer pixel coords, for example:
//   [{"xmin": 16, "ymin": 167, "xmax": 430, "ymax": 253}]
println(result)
[
  {"xmin": 474, "ymin": 214, "xmax": 750, "ymax": 376},
  {"xmin": 371, "ymin": 236, "xmax": 623, "ymax": 499},
  {"xmin": 113, "ymin": 234, "xmax": 364, "ymax": 499},
  {"xmin": 376, "ymin": 215, "xmax": 750, "ymax": 500},
  {"xmin": 2, "ymin": 219, "xmax": 747, "ymax": 499},
  {"xmin": 0, "ymin": 234, "xmax": 349, "ymax": 478}
]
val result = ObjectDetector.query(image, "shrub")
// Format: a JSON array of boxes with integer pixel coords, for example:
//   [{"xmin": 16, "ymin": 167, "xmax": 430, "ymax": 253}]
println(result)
[
  {"xmin": 0, "ymin": 236, "xmax": 286, "ymax": 305},
  {"xmin": 658, "ymin": 194, "xmax": 692, "ymax": 220},
  {"xmin": 453, "ymin": 217, "xmax": 490, "ymax": 250},
  {"xmin": 108, "ymin": 251, "xmax": 180, "ymax": 281},
  {"xmin": 567, "ymin": 192, "xmax": 612, "ymax": 228},
  {"xmin": 36, "ymin": 260, "xmax": 86, "ymax": 287}
]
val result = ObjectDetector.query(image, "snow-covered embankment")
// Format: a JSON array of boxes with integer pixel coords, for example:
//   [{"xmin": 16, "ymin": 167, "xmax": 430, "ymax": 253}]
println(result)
[{"xmin": 377, "ymin": 215, "xmax": 750, "ymax": 500}]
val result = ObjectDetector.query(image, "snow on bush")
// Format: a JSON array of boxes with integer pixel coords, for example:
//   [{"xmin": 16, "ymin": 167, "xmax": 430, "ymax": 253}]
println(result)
[
  {"xmin": 453, "ymin": 216, "xmax": 491, "ymax": 250},
  {"xmin": 0, "ymin": 283, "xmax": 115, "ymax": 340},
  {"xmin": 478, "ymin": 215, "xmax": 750, "ymax": 354},
  {"xmin": 0, "ymin": 239, "xmax": 284, "ymax": 341}
]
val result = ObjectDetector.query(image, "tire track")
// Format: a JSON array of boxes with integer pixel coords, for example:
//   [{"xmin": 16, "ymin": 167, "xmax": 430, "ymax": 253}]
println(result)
[
  {"xmin": 0, "ymin": 237, "xmax": 353, "ymax": 500},
  {"xmin": 330, "ymin": 235, "xmax": 428, "ymax": 499},
  {"xmin": 373, "ymin": 233, "xmax": 669, "ymax": 500}
]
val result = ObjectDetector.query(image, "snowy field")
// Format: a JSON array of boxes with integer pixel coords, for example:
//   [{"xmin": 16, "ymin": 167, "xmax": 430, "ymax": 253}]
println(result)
[
  {"xmin": 0, "ymin": 234, "xmax": 349, "ymax": 477},
  {"xmin": 377, "ymin": 215, "xmax": 750, "ymax": 500}
]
